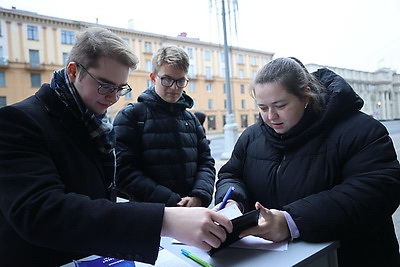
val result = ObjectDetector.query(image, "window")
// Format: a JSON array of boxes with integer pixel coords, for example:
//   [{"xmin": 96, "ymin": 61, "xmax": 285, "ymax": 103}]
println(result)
[
  {"xmin": 208, "ymin": 99, "xmax": 213, "ymax": 109},
  {"xmin": 62, "ymin": 52, "xmax": 69, "ymax": 66},
  {"xmin": 29, "ymin": 50, "xmax": 40, "ymax": 67},
  {"xmin": 27, "ymin": 25, "xmax": 38, "ymax": 40},
  {"xmin": 241, "ymin": 114, "xmax": 248, "ymax": 128},
  {"xmin": 30, "ymin": 73, "xmax": 41, "ymax": 87},
  {"xmin": 0, "ymin": 71, "xmax": 5, "ymax": 86},
  {"xmin": 254, "ymin": 113, "xmax": 260, "ymax": 123},
  {"xmin": 239, "ymin": 69, "xmax": 244, "ymax": 79},
  {"xmin": 252, "ymin": 71, "xmax": 257, "ymax": 79},
  {"xmin": 240, "ymin": 84, "xmax": 245, "ymax": 94},
  {"xmin": 189, "ymin": 65, "xmax": 196, "ymax": 77},
  {"xmin": 206, "ymin": 83, "xmax": 212, "ymax": 93},
  {"xmin": 238, "ymin": 54, "xmax": 243, "ymax": 64},
  {"xmin": 224, "ymin": 99, "xmax": 227, "ymax": 109},
  {"xmin": 189, "ymin": 82, "xmax": 195, "ymax": 92},
  {"xmin": 251, "ymin": 56, "xmax": 258, "ymax": 66},
  {"xmin": 0, "ymin": 46, "xmax": 6, "ymax": 65},
  {"xmin": 205, "ymin": 66, "xmax": 212, "ymax": 80},
  {"xmin": 204, "ymin": 50, "xmax": 211, "ymax": 61},
  {"xmin": 124, "ymin": 92, "xmax": 132, "ymax": 99},
  {"xmin": 0, "ymin": 96, "xmax": 6, "ymax": 107},
  {"xmin": 207, "ymin": 115, "xmax": 216, "ymax": 131},
  {"xmin": 221, "ymin": 67, "xmax": 225, "ymax": 78},
  {"xmin": 145, "ymin": 60, "xmax": 152, "ymax": 72},
  {"xmin": 220, "ymin": 51, "xmax": 225, "ymax": 62},
  {"xmin": 144, "ymin": 42, "xmax": 152, "ymax": 53},
  {"xmin": 187, "ymin": 47, "xmax": 194, "ymax": 59},
  {"xmin": 241, "ymin": 99, "xmax": 246, "ymax": 109},
  {"xmin": 61, "ymin": 30, "xmax": 74, "ymax": 44},
  {"xmin": 147, "ymin": 79, "xmax": 152, "ymax": 88}
]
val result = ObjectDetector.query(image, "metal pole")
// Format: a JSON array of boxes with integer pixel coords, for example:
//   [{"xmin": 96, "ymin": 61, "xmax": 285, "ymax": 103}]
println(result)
[
  {"xmin": 222, "ymin": 0, "xmax": 232, "ymax": 115},
  {"xmin": 220, "ymin": 0, "xmax": 238, "ymax": 159}
]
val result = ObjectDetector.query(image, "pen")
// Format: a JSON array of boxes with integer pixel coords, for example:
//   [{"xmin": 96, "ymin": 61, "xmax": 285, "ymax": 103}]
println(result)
[
  {"xmin": 181, "ymin": 249, "xmax": 213, "ymax": 267},
  {"xmin": 217, "ymin": 186, "xmax": 235, "ymax": 211}
]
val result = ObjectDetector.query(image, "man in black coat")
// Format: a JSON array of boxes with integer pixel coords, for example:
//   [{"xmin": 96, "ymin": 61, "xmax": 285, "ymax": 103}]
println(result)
[{"xmin": 0, "ymin": 27, "xmax": 232, "ymax": 266}]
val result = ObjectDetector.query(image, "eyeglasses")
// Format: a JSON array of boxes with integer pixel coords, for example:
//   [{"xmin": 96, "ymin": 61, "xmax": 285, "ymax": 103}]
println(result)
[
  {"xmin": 77, "ymin": 63, "xmax": 132, "ymax": 96},
  {"xmin": 156, "ymin": 74, "xmax": 189, "ymax": 88}
]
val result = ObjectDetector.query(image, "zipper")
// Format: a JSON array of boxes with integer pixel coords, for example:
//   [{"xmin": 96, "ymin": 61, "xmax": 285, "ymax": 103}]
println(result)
[{"xmin": 276, "ymin": 154, "xmax": 285, "ymax": 176}]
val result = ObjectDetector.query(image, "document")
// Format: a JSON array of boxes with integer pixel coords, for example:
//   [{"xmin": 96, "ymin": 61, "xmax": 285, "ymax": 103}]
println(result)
[{"xmin": 231, "ymin": 236, "xmax": 288, "ymax": 251}]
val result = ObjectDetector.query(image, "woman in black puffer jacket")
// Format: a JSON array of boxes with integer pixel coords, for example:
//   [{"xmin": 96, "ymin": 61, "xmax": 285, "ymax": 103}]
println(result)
[{"xmin": 215, "ymin": 57, "xmax": 400, "ymax": 266}]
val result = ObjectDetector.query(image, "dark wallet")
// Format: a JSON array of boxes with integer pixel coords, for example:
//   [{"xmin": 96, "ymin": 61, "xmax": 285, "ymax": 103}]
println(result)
[{"xmin": 209, "ymin": 209, "xmax": 260, "ymax": 255}]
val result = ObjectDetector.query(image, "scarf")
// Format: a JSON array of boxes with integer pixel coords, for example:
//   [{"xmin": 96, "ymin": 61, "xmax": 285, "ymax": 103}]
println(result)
[{"xmin": 50, "ymin": 68, "xmax": 115, "ymax": 154}]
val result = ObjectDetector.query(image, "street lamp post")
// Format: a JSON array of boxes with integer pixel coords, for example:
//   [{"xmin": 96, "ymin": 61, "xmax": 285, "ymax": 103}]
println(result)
[{"xmin": 220, "ymin": 0, "xmax": 238, "ymax": 159}]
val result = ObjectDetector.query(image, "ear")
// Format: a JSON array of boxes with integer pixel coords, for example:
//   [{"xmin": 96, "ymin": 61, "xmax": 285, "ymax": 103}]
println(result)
[
  {"xmin": 66, "ymin": 62, "xmax": 78, "ymax": 82},
  {"xmin": 304, "ymin": 87, "xmax": 312, "ymax": 107},
  {"xmin": 149, "ymin": 72, "xmax": 156, "ymax": 83}
]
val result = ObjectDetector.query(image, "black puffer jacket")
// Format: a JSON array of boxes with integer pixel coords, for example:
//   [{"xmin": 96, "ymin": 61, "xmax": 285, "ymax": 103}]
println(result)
[
  {"xmin": 114, "ymin": 87, "xmax": 215, "ymax": 207},
  {"xmin": 216, "ymin": 68, "xmax": 400, "ymax": 266}
]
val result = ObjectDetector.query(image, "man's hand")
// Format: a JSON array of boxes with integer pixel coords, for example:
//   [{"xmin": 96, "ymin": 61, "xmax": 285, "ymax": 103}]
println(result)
[
  {"xmin": 177, "ymin": 196, "xmax": 202, "ymax": 207},
  {"xmin": 161, "ymin": 207, "xmax": 233, "ymax": 251}
]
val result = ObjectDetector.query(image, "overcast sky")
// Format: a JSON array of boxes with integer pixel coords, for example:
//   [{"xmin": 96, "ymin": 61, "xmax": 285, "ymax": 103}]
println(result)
[{"xmin": 2, "ymin": 0, "xmax": 400, "ymax": 73}]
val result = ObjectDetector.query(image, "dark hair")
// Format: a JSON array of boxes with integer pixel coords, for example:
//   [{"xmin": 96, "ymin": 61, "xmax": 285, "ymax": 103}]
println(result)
[{"xmin": 250, "ymin": 57, "xmax": 325, "ymax": 113}]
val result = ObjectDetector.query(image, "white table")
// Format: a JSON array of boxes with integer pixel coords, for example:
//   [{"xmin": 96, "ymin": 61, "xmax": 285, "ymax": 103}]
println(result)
[{"xmin": 161, "ymin": 237, "xmax": 339, "ymax": 267}]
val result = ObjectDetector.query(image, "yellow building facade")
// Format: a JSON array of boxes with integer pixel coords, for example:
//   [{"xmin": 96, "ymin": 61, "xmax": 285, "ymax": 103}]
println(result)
[{"xmin": 0, "ymin": 7, "xmax": 274, "ymax": 134}]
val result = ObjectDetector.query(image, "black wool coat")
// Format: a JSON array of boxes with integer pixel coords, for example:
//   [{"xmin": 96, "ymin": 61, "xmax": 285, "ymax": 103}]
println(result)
[
  {"xmin": 216, "ymin": 68, "xmax": 400, "ymax": 267},
  {"xmin": 0, "ymin": 84, "xmax": 164, "ymax": 266}
]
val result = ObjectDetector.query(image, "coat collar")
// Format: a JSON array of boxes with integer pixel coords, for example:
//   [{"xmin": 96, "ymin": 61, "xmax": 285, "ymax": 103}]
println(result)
[{"xmin": 35, "ymin": 84, "xmax": 98, "ymax": 154}]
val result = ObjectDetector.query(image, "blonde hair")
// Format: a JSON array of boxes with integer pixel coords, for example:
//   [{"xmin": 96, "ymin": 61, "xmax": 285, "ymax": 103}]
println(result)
[{"xmin": 151, "ymin": 46, "xmax": 189, "ymax": 74}]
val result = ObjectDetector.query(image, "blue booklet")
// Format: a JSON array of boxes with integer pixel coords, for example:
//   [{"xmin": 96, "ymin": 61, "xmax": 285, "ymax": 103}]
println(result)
[{"xmin": 73, "ymin": 257, "xmax": 134, "ymax": 267}]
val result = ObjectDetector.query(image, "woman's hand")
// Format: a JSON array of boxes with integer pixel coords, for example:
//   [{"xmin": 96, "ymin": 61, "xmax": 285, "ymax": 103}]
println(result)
[
  {"xmin": 239, "ymin": 202, "xmax": 290, "ymax": 242},
  {"xmin": 212, "ymin": 199, "xmax": 240, "ymax": 211},
  {"xmin": 161, "ymin": 207, "xmax": 233, "ymax": 251}
]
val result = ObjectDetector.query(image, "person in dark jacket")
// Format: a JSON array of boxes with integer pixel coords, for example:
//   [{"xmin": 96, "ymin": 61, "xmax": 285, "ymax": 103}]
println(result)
[
  {"xmin": 0, "ymin": 27, "xmax": 232, "ymax": 267},
  {"xmin": 214, "ymin": 57, "xmax": 400, "ymax": 266},
  {"xmin": 194, "ymin": 111, "xmax": 211, "ymax": 145},
  {"xmin": 114, "ymin": 46, "xmax": 215, "ymax": 207}
]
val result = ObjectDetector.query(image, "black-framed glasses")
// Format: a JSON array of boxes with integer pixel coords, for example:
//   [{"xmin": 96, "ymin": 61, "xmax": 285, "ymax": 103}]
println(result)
[
  {"xmin": 77, "ymin": 63, "xmax": 132, "ymax": 96},
  {"xmin": 156, "ymin": 74, "xmax": 189, "ymax": 88}
]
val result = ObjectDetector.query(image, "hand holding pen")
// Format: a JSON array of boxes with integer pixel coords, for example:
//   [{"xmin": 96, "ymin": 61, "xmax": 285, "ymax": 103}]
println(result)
[{"xmin": 217, "ymin": 186, "xmax": 235, "ymax": 211}]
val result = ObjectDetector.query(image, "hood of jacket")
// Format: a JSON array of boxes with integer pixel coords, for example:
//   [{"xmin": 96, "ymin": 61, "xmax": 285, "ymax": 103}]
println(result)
[
  {"xmin": 263, "ymin": 68, "xmax": 364, "ymax": 151},
  {"xmin": 137, "ymin": 86, "xmax": 194, "ymax": 112}
]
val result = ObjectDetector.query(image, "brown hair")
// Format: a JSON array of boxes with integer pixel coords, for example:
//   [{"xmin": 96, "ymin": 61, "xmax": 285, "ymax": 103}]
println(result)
[
  {"xmin": 250, "ymin": 57, "xmax": 325, "ymax": 113},
  {"xmin": 67, "ymin": 27, "xmax": 138, "ymax": 79}
]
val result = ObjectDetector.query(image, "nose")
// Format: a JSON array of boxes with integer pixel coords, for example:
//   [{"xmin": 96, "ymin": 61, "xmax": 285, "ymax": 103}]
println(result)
[
  {"xmin": 105, "ymin": 90, "xmax": 120, "ymax": 103},
  {"xmin": 170, "ymin": 81, "xmax": 180, "ymax": 89},
  {"xmin": 268, "ymin": 108, "xmax": 278, "ymax": 120}
]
